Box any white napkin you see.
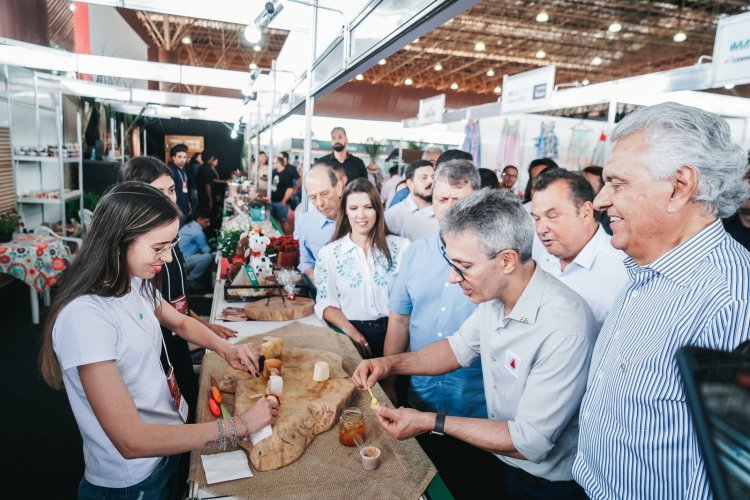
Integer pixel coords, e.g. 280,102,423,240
250,424,273,445
200,450,253,484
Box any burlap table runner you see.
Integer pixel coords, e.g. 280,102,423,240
189,322,437,499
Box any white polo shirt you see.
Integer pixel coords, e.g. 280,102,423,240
534,226,629,328
384,194,439,241
449,265,597,481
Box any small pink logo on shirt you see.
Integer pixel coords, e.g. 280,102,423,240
505,350,521,377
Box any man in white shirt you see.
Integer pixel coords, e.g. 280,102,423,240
385,159,438,240
531,169,628,327
380,165,402,206
354,189,596,499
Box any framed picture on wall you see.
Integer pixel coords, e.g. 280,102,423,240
165,135,204,162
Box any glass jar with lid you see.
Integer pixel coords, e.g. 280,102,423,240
338,407,365,446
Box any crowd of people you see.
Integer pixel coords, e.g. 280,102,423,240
39,102,750,499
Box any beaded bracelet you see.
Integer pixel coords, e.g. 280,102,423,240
237,415,251,443
217,418,226,450
228,417,238,447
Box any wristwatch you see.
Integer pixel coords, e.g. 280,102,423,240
431,412,446,436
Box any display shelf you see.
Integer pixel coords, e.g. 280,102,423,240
17,189,81,204
13,155,82,163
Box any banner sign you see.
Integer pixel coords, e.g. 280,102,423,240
418,94,446,125
501,65,556,114
712,11,750,87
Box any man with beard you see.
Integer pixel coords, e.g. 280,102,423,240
385,159,438,241
168,144,191,226
316,126,367,183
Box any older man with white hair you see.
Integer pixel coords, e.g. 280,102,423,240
573,102,750,499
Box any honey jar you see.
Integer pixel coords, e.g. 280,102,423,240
338,407,365,446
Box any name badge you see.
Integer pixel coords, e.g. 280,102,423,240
182,180,188,194
169,294,188,315
166,366,189,423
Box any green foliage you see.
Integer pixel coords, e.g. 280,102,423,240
362,140,383,162
84,192,102,211
210,229,244,259
406,140,426,150
0,209,20,233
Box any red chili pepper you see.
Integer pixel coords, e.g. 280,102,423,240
209,397,221,418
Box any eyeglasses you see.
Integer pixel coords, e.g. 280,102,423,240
439,236,509,282
133,235,180,261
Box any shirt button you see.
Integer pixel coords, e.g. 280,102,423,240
437,332,443,337
614,330,621,338
632,291,639,298
444,282,450,287
597,371,603,379
491,413,495,418
440,307,446,312
577,452,583,460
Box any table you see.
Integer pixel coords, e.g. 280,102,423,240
0,234,69,324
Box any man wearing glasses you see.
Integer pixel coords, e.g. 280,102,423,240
354,189,597,498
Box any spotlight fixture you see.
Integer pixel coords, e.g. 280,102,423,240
536,10,549,23
249,63,258,70
241,87,254,97
244,1,284,44
434,63,443,71
378,58,387,65
582,79,590,86
493,86,502,94
355,74,364,81
608,22,622,33
181,36,192,45
486,69,495,77
450,82,459,90
725,83,735,89
253,44,262,52
405,77,413,86
673,31,687,42
535,49,546,59
474,41,486,51
591,56,603,66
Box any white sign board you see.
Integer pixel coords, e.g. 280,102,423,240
501,65,556,114
418,94,445,125
713,11,750,87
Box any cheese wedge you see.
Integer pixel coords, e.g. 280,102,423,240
268,375,283,396
312,361,330,382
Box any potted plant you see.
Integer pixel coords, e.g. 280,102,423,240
248,194,270,222
0,210,20,243
267,235,300,268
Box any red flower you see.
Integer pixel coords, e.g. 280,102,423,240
52,257,66,271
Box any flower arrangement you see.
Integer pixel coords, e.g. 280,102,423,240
249,195,270,208
210,229,244,259
267,235,299,254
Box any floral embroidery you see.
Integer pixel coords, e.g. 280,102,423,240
315,262,329,299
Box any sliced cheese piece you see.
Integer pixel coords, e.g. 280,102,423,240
268,375,283,396
312,361,330,382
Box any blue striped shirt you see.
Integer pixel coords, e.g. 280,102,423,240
573,220,750,499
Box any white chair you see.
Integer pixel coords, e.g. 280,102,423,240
34,225,83,261
78,208,94,235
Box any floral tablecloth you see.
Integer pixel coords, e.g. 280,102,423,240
0,234,68,291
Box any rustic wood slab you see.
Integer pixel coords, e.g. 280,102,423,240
228,345,355,471
244,296,314,321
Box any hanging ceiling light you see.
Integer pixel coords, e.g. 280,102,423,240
493,86,502,94
378,58,387,65
474,41,486,51
535,49,546,59
434,63,442,71
673,30,687,42
591,56,603,66
725,83,735,89
253,44,262,52
355,74,364,81
582,79,590,86
243,24,262,44
404,77,413,86
486,69,495,77
249,62,258,70
69,2,76,12
450,82,459,90
608,22,622,33
243,1,283,44
181,36,192,45
536,10,549,23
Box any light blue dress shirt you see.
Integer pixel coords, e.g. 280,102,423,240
388,232,486,418
178,220,210,258
573,220,750,499
293,206,335,274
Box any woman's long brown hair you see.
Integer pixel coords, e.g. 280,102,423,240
331,178,393,266
39,182,179,389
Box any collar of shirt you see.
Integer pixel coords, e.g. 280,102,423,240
496,264,547,327
549,225,609,272
624,218,723,287
308,205,335,229
405,194,436,217
339,234,360,256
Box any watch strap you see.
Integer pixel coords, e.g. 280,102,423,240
431,411,446,436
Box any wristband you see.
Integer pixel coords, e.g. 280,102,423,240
431,412,446,436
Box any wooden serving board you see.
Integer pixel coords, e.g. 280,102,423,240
228,345,355,471
244,296,314,321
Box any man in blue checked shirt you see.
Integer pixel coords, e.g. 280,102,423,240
573,102,750,499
